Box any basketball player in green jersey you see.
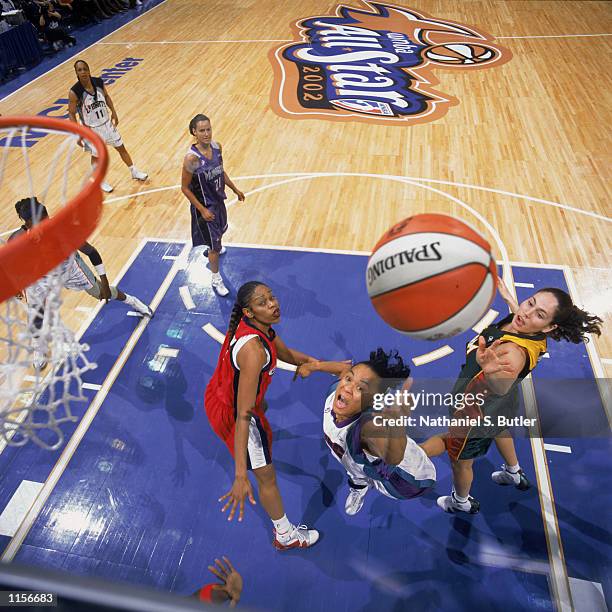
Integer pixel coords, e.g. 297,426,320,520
421,279,602,514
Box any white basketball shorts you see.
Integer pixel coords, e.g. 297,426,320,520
83,120,123,152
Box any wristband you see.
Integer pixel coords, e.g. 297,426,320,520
95,264,106,276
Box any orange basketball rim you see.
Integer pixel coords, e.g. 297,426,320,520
0,115,108,303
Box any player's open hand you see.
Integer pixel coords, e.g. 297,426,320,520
219,476,256,522
208,557,243,607
111,112,119,127
476,337,514,377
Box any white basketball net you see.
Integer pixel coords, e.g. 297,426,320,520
0,122,102,450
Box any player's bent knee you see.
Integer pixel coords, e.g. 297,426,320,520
253,464,276,486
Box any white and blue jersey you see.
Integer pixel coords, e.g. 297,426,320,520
323,383,436,500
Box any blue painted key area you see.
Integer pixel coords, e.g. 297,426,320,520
0,242,609,610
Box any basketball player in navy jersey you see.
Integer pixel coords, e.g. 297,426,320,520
181,114,245,297
68,60,147,193
11,198,152,368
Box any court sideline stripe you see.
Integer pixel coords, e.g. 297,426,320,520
498,33,612,39
97,34,612,44
142,238,574,271
99,39,292,44
0,241,189,562
522,376,574,611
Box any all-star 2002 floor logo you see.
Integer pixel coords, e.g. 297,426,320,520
269,2,511,125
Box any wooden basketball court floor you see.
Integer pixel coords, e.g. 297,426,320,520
0,1,610,610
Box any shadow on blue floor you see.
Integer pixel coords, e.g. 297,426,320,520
1,242,609,611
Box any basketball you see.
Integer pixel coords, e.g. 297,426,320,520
366,214,498,340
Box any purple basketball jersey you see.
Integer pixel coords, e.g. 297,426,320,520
188,142,226,206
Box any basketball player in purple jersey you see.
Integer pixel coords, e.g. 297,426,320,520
181,114,245,296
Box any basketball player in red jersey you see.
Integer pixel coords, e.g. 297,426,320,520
422,279,603,514
205,281,346,550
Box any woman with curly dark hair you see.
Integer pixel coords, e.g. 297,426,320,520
421,279,603,515
295,348,436,516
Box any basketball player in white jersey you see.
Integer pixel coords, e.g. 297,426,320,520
12,198,153,368
68,60,147,193
295,349,436,516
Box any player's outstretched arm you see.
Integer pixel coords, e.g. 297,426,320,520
476,337,525,395
293,360,352,380
360,377,414,465
497,278,520,314
273,334,319,368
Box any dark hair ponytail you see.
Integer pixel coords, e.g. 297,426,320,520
226,281,267,342
538,288,603,344
356,348,410,382
189,114,210,136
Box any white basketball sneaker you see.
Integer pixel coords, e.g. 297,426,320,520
124,294,153,317
101,182,114,193
32,351,48,371
437,492,480,514
131,167,148,181
273,524,320,551
491,465,531,490
211,274,229,296
345,485,370,515
32,338,48,371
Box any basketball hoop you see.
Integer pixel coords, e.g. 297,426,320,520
0,115,108,450
0,116,107,302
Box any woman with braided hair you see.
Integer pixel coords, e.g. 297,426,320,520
420,280,603,515
205,281,346,550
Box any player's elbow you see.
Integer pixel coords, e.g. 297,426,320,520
236,404,254,421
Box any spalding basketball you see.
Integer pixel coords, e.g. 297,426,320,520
366,214,497,340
